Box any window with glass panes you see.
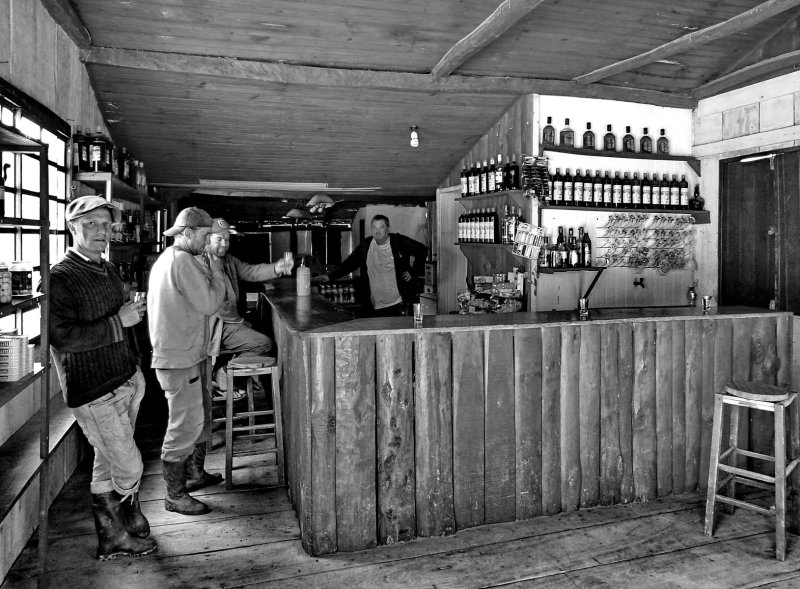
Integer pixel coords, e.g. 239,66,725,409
0,81,69,339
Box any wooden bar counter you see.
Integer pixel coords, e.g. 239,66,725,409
264,284,794,556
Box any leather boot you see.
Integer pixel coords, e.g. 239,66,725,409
185,443,223,492
163,458,210,515
92,492,157,560
119,491,150,538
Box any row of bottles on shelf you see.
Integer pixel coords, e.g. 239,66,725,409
318,283,356,304
539,227,593,269
110,208,157,244
543,117,671,155
546,168,704,210
457,205,524,245
72,126,147,189
459,154,521,197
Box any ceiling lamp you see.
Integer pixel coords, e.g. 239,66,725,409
307,193,336,214
410,125,419,148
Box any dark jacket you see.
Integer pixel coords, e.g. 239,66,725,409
329,233,428,309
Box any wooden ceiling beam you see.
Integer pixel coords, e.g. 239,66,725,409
716,9,800,78
692,48,800,98
430,0,547,79
86,47,696,108
574,0,800,85
39,0,91,53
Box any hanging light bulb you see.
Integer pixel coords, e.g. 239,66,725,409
410,125,419,148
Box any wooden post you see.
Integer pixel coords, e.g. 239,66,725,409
685,320,703,490
618,322,635,503
541,327,562,515
633,322,657,501
699,319,717,487
600,323,622,505
515,328,543,519
579,323,600,508
655,322,673,497
560,325,581,512
671,321,687,493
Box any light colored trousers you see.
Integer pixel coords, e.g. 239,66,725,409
155,360,212,463
72,368,146,496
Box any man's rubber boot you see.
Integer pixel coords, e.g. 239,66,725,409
185,443,223,492
163,458,211,515
92,492,157,560
119,491,150,538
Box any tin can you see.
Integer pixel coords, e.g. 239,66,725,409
0,264,11,304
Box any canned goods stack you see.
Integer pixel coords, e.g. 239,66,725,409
0,263,11,304
0,334,31,382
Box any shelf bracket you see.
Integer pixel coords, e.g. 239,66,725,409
581,267,606,301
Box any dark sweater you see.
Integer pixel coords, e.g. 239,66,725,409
49,250,139,408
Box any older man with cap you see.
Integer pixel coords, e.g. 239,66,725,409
204,217,293,394
148,206,226,515
49,195,156,560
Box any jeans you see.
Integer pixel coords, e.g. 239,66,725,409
71,368,146,496
221,320,272,357
155,361,212,462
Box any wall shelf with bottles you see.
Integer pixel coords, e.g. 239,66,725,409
538,204,710,224
74,171,157,205
538,266,603,274
542,146,701,176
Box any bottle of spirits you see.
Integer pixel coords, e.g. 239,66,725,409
602,170,613,207
669,174,680,209
490,207,499,243
552,168,564,205
622,126,635,153
612,171,623,208
468,162,478,196
542,117,556,147
501,205,509,243
538,237,550,268
641,173,652,208
89,127,109,173
679,175,689,209
660,174,671,209
621,172,632,207
556,226,567,268
573,168,584,206
509,154,520,189
488,159,497,193
563,168,574,205
651,173,661,208
632,172,642,208
72,125,90,173
583,122,595,150
593,169,604,207
503,155,512,189
640,128,653,154
457,211,464,242
495,154,504,192
567,228,580,268
581,228,593,268
657,129,669,155
689,185,705,211
583,170,593,208
460,165,469,196
603,125,616,151
480,161,488,194
560,118,575,148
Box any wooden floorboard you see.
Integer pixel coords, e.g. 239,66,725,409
4,438,800,588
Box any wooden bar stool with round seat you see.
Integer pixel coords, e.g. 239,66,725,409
211,354,284,489
704,380,799,560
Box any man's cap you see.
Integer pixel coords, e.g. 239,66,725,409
163,207,213,236
210,218,238,235
65,195,122,223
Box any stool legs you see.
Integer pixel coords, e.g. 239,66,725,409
775,403,787,561
704,394,725,537
272,368,284,486
725,404,741,515
225,367,235,490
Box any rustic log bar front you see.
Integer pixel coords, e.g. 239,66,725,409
264,285,795,556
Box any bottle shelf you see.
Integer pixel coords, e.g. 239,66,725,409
455,242,511,248
538,266,602,274
0,293,45,319
0,217,45,228
538,204,710,224
542,146,701,176
456,189,524,202
74,171,158,206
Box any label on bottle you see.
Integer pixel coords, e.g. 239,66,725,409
488,173,496,193
670,187,680,206
90,144,102,163
460,177,468,196
574,183,583,203
547,180,554,201
583,244,592,267
632,185,641,205
583,181,593,202
622,185,631,205
613,185,622,205
495,169,503,191
543,128,555,146
603,185,612,205
479,173,486,194
564,183,573,203
594,184,603,204
651,187,660,206
553,182,563,202
642,186,651,206
680,188,689,207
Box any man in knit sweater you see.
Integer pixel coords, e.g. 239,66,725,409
49,195,156,560
148,207,226,515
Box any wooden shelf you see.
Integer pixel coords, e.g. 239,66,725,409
538,204,710,224
0,366,44,412
542,145,701,176
456,189,524,201
456,242,510,248
0,293,45,319
0,125,45,153
538,266,602,274
0,217,44,227
75,171,159,206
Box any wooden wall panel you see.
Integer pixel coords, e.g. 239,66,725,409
655,322,673,497
514,328,542,519
618,322,635,503
560,325,581,512
452,331,485,529
484,330,516,524
749,317,779,465
0,0,9,80
414,332,455,537
671,321,686,493
599,324,622,505
541,327,562,515
579,323,600,508
684,320,703,491
633,322,657,501
335,335,377,551
699,319,717,487
712,318,734,474
731,317,754,471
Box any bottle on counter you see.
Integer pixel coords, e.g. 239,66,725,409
622,126,635,153
640,128,653,154
555,226,567,268
559,118,575,148
567,228,579,268
657,129,670,155
538,237,550,268
603,124,616,152
582,122,595,150
542,117,556,147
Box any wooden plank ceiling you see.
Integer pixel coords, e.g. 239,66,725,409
42,0,800,219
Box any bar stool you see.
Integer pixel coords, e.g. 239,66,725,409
704,380,799,560
211,354,284,489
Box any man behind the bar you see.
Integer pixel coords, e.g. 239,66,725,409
49,195,156,560
148,207,226,515
319,214,427,316
204,217,293,393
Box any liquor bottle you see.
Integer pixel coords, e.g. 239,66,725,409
640,128,653,154
660,174,671,209
669,174,680,209
555,226,567,268
641,173,652,208
501,205,510,243
592,169,604,207
488,159,497,193
621,172,632,207
573,168,584,206
89,127,108,172
560,118,575,148
582,170,594,208
457,211,464,242
622,126,635,153
567,228,579,268
471,162,481,196
507,206,519,242
689,185,705,211
612,171,623,208
583,122,595,150
542,117,556,147
509,154,520,189
552,168,563,205
563,168,574,205
503,157,512,190
603,124,616,151
651,173,661,208
479,209,488,242
657,129,669,155
479,161,488,195
138,160,146,190
490,207,499,243
495,154,504,192
118,147,130,184
72,125,90,173
547,168,554,203
602,170,613,207
581,227,593,268
632,172,642,208
460,165,469,196
679,175,689,209
538,237,550,268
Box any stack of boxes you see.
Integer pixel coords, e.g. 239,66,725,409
0,334,34,382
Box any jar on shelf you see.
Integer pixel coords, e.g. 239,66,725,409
0,264,11,304
10,261,32,296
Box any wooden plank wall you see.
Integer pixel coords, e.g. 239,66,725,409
288,314,789,556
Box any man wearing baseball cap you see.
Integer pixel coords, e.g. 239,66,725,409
148,206,226,515
204,218,293,395
49,195,156,559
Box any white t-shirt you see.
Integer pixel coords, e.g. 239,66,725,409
366,239,402,309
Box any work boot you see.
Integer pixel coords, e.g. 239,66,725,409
185,443,223,492
119,491,150,538
163,458,211,515
92,492,157,560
